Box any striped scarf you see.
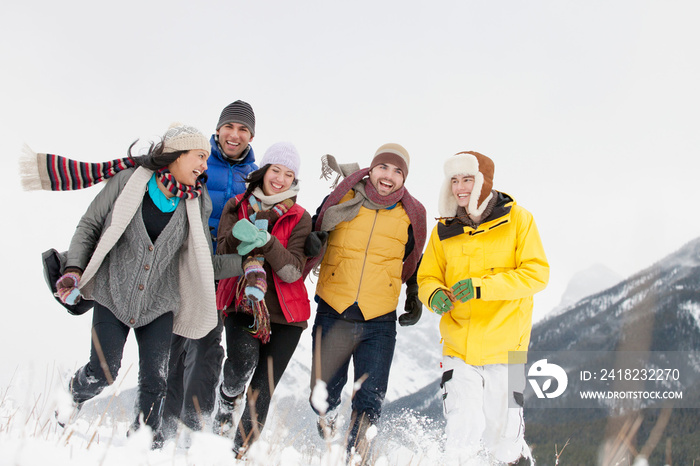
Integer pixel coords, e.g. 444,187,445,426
156,167,203,199
20,148,202,199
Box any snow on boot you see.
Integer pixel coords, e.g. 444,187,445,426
316,406,340,441
54,373,82,427
213,389,243,436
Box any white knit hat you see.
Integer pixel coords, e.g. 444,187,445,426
438,151,495,218
162,123,210,154
260,142,301,178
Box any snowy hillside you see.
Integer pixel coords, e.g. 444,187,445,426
547,263,623,319
531,236,700,352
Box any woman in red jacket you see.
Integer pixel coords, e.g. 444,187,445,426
213,142,311,456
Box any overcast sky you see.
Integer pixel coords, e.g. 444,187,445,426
3,1,700,388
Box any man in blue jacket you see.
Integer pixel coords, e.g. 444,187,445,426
162,100,258,437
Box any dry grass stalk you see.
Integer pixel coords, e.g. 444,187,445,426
638,404,673,459
555,438,570,465
86,364,133,449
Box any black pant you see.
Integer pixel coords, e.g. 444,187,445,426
162,316,225,436
70,302,173,434
221,313,303,449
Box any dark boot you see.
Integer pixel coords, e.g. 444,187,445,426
347,410,375,465
213,388,243,436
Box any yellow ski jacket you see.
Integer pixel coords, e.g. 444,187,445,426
417,192,549,365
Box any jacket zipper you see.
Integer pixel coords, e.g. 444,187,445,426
275,273,294,322
354,210,379,302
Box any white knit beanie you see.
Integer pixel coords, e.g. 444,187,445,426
260,142,301,178
438,151,495,218
162,123,210,154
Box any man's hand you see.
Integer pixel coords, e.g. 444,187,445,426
304,231,329,257
430,289,455,315
399,283,422,326
451,279,474,303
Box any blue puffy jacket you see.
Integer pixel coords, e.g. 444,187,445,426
205,135,258,245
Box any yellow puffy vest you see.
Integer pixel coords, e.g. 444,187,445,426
317,193,410,319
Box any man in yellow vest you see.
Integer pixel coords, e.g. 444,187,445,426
303,143,427,459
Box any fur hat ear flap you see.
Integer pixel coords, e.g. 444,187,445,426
438,151,495,218
464,151,495,217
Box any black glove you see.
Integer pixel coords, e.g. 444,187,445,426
399,283,422,326
304,231,329,258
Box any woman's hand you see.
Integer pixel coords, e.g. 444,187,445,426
55,271,82,305
232,219,271,255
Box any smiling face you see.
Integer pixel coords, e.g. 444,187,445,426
262,164,295,196
216,122,253,159
451,174,475,208
368,162,405,196
168,149,210,186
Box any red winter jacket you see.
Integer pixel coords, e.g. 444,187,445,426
216,194,312,325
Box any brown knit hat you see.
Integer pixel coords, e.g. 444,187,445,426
369,143,410,179
438,151,495,218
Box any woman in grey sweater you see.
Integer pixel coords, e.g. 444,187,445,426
22,123,242,447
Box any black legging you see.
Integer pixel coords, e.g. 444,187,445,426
70,302,173,433
221,313,303,449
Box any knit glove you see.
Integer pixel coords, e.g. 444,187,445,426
399,283,422,327
452,278,475,303
232,219,271,256
55,272,82,305
304,231,329,258
243,255,267,302
430,289,455,315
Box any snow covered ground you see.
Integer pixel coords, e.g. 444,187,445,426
0,298,451,466
0,362,445,466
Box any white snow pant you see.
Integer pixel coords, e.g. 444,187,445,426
441,356,527,464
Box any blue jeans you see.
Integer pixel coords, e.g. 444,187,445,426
310,303,397,430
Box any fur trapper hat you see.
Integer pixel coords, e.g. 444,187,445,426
438,151,495,218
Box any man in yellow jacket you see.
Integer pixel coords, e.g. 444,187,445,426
417,151,549,465
303,143,427,459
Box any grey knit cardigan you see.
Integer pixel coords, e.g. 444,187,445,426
67,167,241,339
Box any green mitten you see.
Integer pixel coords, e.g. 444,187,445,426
430,289,454,315
452,279,474,302
232,219,261,242
233,219,271,255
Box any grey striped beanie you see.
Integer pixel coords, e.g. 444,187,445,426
216,100,256,136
